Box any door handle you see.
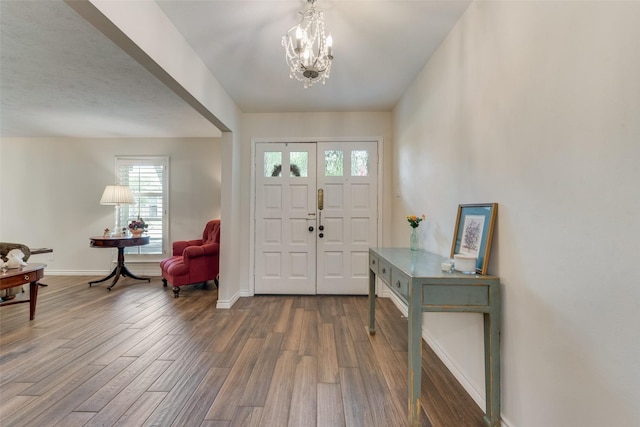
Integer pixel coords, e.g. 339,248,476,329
308,226,314,232
317,188,324,211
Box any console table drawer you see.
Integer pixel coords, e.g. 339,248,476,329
377,258,391,284
369,254,379,274
422,285,489,306
390,268,409,300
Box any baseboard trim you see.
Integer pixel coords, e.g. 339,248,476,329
216,290,240,309
41,265,161,277
41,270,115,276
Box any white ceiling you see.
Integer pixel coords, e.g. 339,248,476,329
0,0,470,138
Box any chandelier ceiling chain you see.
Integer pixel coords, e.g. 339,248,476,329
282,0,334,88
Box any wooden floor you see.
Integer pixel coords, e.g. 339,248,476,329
0,275,484,427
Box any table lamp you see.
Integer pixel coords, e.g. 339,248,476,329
100,185,135,236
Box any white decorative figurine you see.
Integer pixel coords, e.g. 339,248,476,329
5,248,27,269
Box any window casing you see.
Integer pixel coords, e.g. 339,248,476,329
115,156,169,256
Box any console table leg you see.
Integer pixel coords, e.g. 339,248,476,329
483,286,502,427
369,271,376,335
408,283,423,427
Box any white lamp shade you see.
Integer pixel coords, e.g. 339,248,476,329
100,185,135,205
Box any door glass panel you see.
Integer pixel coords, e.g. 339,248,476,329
264,152,282,177
290,152,308,177
324,150,344,176
351,150,369,176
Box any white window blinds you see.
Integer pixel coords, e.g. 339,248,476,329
116,156,169,256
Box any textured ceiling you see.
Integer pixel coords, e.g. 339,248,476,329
0,1,221,138
0,0,471,138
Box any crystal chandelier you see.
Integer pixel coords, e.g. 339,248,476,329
282,0,333,88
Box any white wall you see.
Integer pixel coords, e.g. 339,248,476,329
0,137,221,276
393,1,640,426
240,112,393,294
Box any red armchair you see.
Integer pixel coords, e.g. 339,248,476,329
160,219,220,298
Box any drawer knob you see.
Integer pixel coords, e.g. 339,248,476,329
396,281,401,288
381,268,386,274
24,275,30,280
372,260,376,265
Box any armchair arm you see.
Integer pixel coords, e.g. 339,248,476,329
172,239,204,256
183,243,220,261
0,242,31,262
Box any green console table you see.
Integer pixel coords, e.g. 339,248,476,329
368,247,501,427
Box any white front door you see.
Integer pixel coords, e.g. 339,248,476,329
254,141,378,295
316,141,378,294
255,143,317,294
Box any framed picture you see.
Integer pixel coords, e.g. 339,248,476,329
450,203,498,275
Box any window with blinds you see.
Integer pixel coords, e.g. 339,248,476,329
116,156,169,256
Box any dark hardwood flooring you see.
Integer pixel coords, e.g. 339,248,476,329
0,275,483,426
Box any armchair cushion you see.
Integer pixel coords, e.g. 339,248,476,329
160,220,220,297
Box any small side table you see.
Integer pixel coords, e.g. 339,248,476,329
0,263,46,320
89,236,151,290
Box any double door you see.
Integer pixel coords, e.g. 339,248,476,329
255,141,378,294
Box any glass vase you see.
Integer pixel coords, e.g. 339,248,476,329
410,228,419,251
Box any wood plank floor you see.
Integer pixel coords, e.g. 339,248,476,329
0,275,484,426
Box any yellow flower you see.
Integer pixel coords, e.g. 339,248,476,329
407,214,426,228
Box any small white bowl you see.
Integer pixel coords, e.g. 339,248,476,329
454,254,477,273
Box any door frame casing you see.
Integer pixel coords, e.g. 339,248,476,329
249,136,384,296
